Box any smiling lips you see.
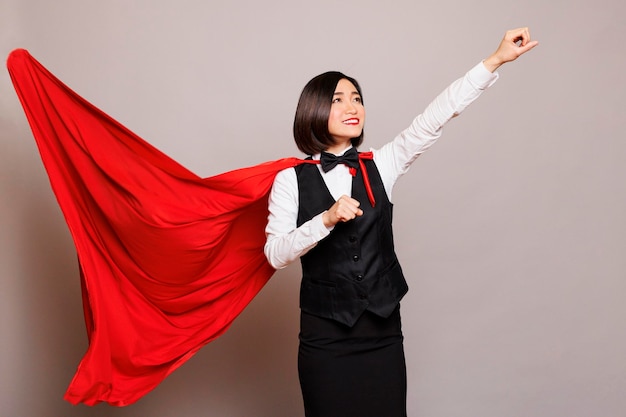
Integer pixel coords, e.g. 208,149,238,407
343,118,360,125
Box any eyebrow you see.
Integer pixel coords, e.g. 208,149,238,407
333,91,360,96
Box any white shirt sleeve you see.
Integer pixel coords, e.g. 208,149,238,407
264,61,499,269
374,61,499,200
264,167,332,269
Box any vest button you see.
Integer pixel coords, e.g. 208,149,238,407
356,274,364,281
358,293,367,300
349,235,357,243
352,255,360,262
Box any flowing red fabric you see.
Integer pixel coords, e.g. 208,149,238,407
6,48,317,406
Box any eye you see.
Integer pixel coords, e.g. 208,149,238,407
332,97,342,103
353,97,362,104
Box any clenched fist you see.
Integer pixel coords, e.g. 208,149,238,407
483,27,539,72
322,195,364,227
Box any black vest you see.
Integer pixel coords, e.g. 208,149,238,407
295,157,408,327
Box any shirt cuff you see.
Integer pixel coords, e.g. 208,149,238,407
311,212,333,239
472,61,500,88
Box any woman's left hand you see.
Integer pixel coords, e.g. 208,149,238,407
483,27,539,72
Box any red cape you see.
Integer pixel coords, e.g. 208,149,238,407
7,49,315,406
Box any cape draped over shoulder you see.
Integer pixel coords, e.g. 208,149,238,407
6,48,318,406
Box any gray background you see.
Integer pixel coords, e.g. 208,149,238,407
1,0,624,416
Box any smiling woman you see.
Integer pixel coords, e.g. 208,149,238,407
327,78,365,150
6,22,538,417
292,71,365,156
263,27,538,417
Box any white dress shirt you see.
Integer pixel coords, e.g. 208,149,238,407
264,62,499,270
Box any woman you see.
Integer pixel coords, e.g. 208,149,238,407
264,27,538,417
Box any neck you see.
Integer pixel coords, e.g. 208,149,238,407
324,143,352,155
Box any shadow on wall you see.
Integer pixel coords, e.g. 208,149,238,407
0,115,303,417
0,114,87,416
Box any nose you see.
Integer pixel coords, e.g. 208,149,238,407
345,101,357,114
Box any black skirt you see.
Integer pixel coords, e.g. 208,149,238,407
298,307,407,417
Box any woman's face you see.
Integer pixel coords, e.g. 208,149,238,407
327,78,365,147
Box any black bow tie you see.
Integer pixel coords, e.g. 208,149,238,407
320,148,359,172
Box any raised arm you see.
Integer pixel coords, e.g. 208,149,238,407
374,27,539,198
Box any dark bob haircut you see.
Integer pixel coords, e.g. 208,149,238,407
293,71,364,155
